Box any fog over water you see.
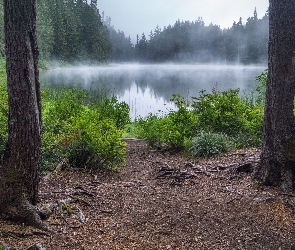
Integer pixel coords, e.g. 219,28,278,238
41,64,266,119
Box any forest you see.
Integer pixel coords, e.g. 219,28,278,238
109,10,269,64
0,0,269,64
2,1,295,249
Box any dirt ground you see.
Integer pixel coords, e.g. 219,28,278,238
1,139,295,250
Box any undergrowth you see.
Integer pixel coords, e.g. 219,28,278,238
0,66,267,171
135,71,267,157
189,131,234,157
42,88,129,172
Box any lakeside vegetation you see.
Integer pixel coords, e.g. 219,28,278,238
0,1,268,172
0,55,266,172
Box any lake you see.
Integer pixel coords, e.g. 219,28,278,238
40,64,266,119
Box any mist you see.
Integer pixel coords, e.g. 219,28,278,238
41,63,266,119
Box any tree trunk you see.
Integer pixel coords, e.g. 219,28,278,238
256,1,295,192
0,0,47,229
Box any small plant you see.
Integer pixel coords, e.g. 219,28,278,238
62,203,73,215
41,88,128,171
136,114,163,148
122,123,141,138
189,131,234,157
97,97,130,129
66,140,96,168
255,69,267,106
0,76,8,162
192,89,246,136
136,94,198,150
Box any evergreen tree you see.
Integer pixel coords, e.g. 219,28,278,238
37,0,111,62
138,33,148,61
103,15,134,62
258,1,295,191
36,0,54,60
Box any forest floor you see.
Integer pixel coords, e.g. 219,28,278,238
1,139,295,249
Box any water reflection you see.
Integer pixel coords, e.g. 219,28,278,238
40,64,266,119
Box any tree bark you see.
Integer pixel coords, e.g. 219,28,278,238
0,0,47,229
256,1,295,192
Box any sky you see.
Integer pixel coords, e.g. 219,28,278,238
97,0,269,43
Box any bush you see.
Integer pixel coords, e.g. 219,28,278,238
0,75,8,162
97,97,130,130
67,140,96,168
255,69,267,106
135,90,263,151
136,95,198,150
191,89,263,146
68,109,126,170
136,114,164,148
192,89,247,136
189,131,234,157
42,88,128,171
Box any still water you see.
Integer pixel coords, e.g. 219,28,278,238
41,64,266,119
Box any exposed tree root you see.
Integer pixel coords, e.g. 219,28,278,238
0,241,46,250
0,241,10,250
1,200,55,233
0,229,48,238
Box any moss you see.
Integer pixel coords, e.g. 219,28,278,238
62,203,73,214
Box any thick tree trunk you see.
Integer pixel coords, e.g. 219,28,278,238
256,1,295,192
0,0,46,229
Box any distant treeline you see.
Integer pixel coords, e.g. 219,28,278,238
0,3,268,64
106,8,269,64
36,0,111,62
0,0,111,62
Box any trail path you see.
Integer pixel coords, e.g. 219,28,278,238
1,139,295,249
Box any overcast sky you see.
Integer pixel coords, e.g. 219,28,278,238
97,0,269,42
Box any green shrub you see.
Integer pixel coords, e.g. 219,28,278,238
122,123,140,138
97,96,130,129
255,69,267,106
237,106,263,147
136,95,198,150
68,109,126,170
192,89,247,136
191,89,263,146
42,88,128,171
137,114,163,148
66,140,96,168
156,116,183,150
189,131,234,157
169,94,198,139
0,75,8,162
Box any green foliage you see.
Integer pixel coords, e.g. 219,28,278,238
136,95,198,150
42,89,86,136
0,58,6,73
97,97,130,129
68,109,126,170
0,79,128,171
122,123,140,138
191,89,263,147
42,88,128,171
128,10,268,63
136,114,164,148
36,0,111,62
255,69,267,106
0,76,8,162
37,0,54,60
192,89,246,136
135,86,264,155
189,131,234,157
